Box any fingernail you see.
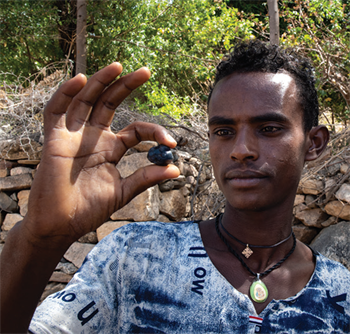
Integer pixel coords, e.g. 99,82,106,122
166,134,177,145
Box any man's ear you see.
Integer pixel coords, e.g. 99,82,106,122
305,125,330,161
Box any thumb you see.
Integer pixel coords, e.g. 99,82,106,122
119,164,180,208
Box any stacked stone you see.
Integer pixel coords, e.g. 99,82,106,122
1,139,349,301
0,139,214,301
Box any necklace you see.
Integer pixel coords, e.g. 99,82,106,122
215,214,296,303
219,217,293,258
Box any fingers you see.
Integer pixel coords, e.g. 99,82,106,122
90,67,151,128
44,74,87,135
110,122,177,162
120,164,180,208
65,62,123,131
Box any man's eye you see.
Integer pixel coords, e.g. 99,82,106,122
215,129,232,136
261,126,280,133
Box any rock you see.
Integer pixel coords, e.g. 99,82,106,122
17,160,40,166
173,175,186,189
305,195,317,209
298,179,323,195
293,203,308,215
116,152,152,177
205,166,213,180
335,184,350,204
181,186,191,197
310,221,350,270
187,164,198,178
111,186,160,221
40,283,66,303
63,242,95,268
78,231,98,244
0,138,42,160
160,189,187,220
198,170,207,184
325,157,342,176
293,195,305,206
0,192,19,213
0,231,8,243
133,141,157,152
0,169,8,177
96,221,130,241
159,180,174,192
2,213,22,231
49,271,73,283
189,157,201,170
17,190,30,216
186,176,196,185
321,216,337,227
177,151,192,160
0,174,33,191
324,201,350,220
295,208,328,228
292,224,319,244
324,178,337,198
156,214,171,222
10,166,34,176
340,164,349,174
55,262,79,275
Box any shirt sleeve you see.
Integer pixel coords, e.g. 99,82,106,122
29,228,126,333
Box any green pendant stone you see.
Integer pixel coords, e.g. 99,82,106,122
250,279,268,303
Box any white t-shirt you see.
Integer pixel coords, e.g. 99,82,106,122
30,221,350,333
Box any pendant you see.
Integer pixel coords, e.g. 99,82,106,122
250,274,268,303
242,244,253,258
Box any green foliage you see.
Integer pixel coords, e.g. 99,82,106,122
278,0,350,125
0,1,63,77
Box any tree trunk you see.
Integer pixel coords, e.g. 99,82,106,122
76,0,87,75
267,0,279,45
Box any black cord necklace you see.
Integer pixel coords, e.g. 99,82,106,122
215,214,296,303
219,217,293,258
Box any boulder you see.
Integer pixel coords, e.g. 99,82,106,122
18,190,30,216
0,174,33,191
2,213,22,231
295,208,328,228
96,221,130,241
298,179,323,195
10,167,34,176
324,201,350,220
133,141,157,152
310,221,350,270
292,224,319,244
78,231,98,244
63,242,95,268
160,189,187,221
335,183,350,204
340,164,349,174
0,192,19,213
116,152,151,178
110,186,160,221
293,194,305,206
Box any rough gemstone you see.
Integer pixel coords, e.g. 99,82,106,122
147,144,178,166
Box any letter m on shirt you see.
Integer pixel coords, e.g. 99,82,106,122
191,280,205,295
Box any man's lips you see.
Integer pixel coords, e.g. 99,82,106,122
225,169,268,179
224,169,268,188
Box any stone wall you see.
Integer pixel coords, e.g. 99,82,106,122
1,135,349,302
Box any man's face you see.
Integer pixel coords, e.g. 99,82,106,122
208,71,311,212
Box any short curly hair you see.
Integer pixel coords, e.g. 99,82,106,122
208,40,319,131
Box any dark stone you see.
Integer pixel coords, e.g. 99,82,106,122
310,221,350,270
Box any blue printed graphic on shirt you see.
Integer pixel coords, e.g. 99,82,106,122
30,221,350,333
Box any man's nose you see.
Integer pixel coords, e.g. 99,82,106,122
230,130,258,162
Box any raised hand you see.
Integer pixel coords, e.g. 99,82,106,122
24,63,180,248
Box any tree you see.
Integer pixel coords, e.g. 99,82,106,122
76,0,87,74
267,0,279,44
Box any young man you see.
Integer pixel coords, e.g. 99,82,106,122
1,41,349,333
